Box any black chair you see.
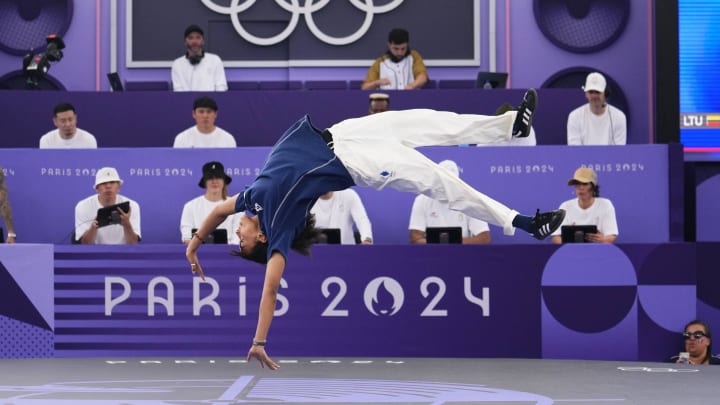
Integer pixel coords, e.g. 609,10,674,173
227,81,259,90
304,80,348,90
125,81,170,91
438,79,476,89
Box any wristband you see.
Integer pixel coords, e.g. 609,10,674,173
192,232,204,241
252,339,266,347
7,233,16,238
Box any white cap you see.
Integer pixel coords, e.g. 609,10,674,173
94,167,123,188
582,72,606,93
438,160,459,177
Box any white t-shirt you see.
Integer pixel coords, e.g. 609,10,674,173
310,189,373,245
74,194,142,244
409,194,490,238
180,195,240,244
551,197,619,237
39,128,97,149
173,126,236,148
567,104,627,145
171,52,228,92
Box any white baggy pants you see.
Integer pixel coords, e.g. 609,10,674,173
328,109,519,235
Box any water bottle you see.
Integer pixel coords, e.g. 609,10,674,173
679,352,690,364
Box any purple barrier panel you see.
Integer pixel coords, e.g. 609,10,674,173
697,243,720,332
0,148,268,244
50,243,698,361
0,244,54,358
0,89,587,147
53,244,548,358
696,173,720,241
0,145,676,245
354,145,674,244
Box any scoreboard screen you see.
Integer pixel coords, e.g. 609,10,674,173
679,0,720,152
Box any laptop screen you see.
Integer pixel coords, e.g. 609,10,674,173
560,225,598,243
191,228,229,244
426,227,462,244
316,228,341,244
107,72,124,91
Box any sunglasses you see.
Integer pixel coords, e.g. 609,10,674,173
683,331,707,340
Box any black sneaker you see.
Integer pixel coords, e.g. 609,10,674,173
512,88,537,138
529,208,565,240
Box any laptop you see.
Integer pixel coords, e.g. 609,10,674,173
475,71,508,89
316,228,341,244
426,227,462,244
96,201,131,228
191,228,229,244
107,72,124,91
560,225,598,243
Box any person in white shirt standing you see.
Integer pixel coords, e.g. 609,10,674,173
180,161,240,245
39,103,97,149
171,24,228,92
311,189,373,245
173,96,237,148
74,167,141,244
408,160,491,244
566,72,627,145
551,167,618,244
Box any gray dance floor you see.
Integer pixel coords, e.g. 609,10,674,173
0,357,715,404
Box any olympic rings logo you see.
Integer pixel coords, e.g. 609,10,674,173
200,0,404,46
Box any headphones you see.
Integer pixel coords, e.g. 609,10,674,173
186,50,205,65
603,85,612,102
603,85,615,144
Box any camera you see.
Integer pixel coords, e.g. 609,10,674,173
22,34,65,89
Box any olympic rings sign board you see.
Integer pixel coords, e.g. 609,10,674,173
200,0,405,46
125,0,481,67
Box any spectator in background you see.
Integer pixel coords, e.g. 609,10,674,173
75,167,141,244
551,167,618,244
667,320,720,365
310,189,373,245
0,167,16,243
39,103,97,149
361,28,428,90
181,161,240,245
171,24,228,92
368,93,390,114
173,96,236,148
409,160,491,244
567,72,627,145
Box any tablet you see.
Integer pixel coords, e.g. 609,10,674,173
191,228,229,244
426,227,462,244
316,228,341,244
560,225,598,243
96,201,130,228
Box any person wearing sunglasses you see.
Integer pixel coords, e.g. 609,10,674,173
668,320,720,365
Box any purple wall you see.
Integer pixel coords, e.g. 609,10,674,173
0,1,654,142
